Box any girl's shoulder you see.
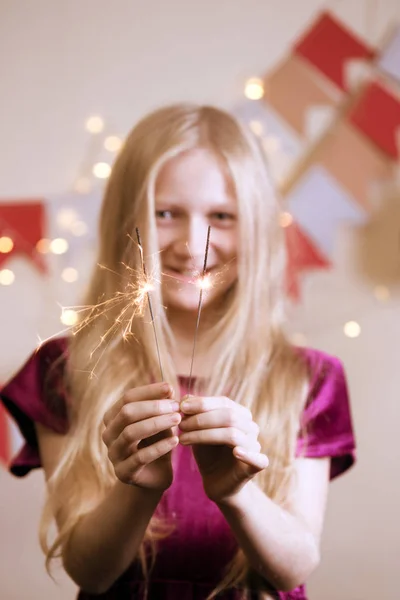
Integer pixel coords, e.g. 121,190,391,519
297,344,344,372
294,345,356,479
1,336,71,477
294,345,348,401
34,335,70,363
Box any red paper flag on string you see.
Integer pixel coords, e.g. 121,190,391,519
0,201,47,273
294,11,374,91
285,221,330,300
348,81,400,159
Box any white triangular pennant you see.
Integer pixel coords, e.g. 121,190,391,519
304,105,336,143
344,58,373,91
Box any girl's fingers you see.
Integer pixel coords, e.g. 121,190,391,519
246,439,262,453
103,397,180,446
179,408,257,435
108,412,181,462
180,396,252,421
233,446,269,471
104,382,174,427
179,427,249,448
114,436,179,485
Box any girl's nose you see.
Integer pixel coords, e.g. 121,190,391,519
175,217,209,263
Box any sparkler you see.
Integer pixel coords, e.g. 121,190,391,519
187,225,211,396
41,229,218,382
40,239,163,378
135,228,164,381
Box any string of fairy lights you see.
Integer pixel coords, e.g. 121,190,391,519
0,77,396,343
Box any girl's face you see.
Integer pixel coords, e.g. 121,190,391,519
155,147,238,316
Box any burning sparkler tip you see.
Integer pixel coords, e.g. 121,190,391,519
196,273,213,290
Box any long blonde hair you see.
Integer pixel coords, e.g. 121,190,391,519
39,104,310,598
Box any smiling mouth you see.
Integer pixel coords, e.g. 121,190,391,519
164,267,215,282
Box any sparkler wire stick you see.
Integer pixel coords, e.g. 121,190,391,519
187,226,211,396
136,228,164,381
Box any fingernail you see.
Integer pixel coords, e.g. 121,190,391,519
180,400,190,411
170,401,180,411
234,447,246,457
162,383,172,395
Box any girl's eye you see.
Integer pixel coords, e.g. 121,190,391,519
156,210,174,219
212,212,235,222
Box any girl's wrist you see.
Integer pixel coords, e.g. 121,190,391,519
114,479,165,506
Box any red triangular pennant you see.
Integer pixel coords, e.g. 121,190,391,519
285,222,331,300
0,201,47,273
348,80,400,159
294,11,374,91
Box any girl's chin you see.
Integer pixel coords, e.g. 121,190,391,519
165,297,205,311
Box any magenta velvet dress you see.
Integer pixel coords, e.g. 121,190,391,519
0,338,356,600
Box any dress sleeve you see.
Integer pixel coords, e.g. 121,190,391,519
296,349,356,480
0,338,69,477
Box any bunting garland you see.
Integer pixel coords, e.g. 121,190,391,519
234,9,400,299
1,9,399,306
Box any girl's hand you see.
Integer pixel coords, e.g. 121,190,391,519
102,382,181,491
179,395,269,503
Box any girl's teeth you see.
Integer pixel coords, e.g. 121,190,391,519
169,268,212,277
173,270,196,276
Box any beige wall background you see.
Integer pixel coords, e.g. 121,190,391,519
1,1,399,599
